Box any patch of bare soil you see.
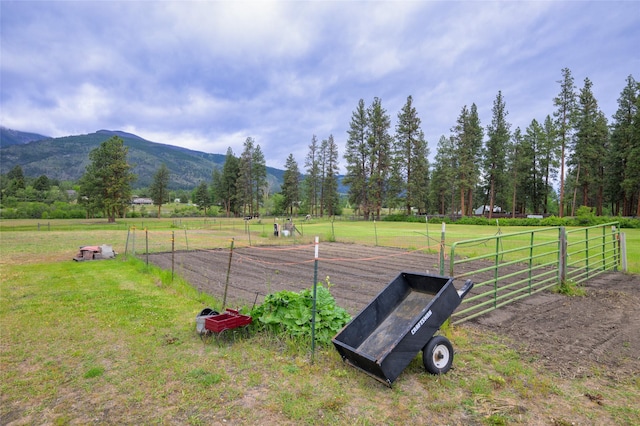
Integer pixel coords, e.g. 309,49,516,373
146,242,640,377
469,272,640,378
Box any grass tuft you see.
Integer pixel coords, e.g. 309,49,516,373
83,367,104,379
554,280,587,296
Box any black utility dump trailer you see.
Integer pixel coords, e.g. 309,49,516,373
332,272,473,386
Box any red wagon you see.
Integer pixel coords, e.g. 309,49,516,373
202,308,252,343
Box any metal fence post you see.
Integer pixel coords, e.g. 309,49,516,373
440,223,446,276
611,226,619,272
620,233,627,273
585,228,590,279
125,227,130,257
374,220,378,246
559,227,567,284
311,236,319,364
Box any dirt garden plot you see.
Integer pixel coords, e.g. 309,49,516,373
146,242,640,377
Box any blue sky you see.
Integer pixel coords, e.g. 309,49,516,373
1,1,638,173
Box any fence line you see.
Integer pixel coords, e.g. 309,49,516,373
119,219,627,322
451,223,623,324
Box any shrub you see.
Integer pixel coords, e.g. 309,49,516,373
250,281,351,345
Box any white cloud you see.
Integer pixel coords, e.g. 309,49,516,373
1,1,638,173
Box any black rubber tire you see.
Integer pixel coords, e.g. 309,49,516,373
198,308,219,317
195,308,219,335
423,335,454,375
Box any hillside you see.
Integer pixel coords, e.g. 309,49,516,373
0,126,50,147
0,129,284,190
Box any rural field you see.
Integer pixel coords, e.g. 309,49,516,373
1,218,639,425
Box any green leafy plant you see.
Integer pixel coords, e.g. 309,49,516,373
250,279,351,345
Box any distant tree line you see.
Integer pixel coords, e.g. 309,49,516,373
341,69,640,218
2,69,638,220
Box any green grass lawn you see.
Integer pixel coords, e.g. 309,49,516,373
1,218,638,424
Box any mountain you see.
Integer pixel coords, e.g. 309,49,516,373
0,127,51,147
0,129,284,190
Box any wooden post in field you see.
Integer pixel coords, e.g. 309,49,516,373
171,231,175,282
223,238,235,310
145,228,149,267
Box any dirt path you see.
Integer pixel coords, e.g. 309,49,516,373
146,242,640,377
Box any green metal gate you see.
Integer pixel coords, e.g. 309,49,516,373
449,223,623,324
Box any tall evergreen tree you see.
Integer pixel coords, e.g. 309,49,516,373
367,97,393,220
553,67,577,217
252,144,267,215
149,163,170,217
430,135,457,215
303,135,320,217
451,104,483,216
540,115,559,214
523,119,546,214
632,91,640,216
322,134,340,216
607,75,640,216
282,153,300,216
5,165,26,197
236,137,265,216
33,175,51,192
79,136,136,222
212,147,240,217
318,138,328,216
343,99,371,219
395,95,430,215
570,78,609,214
483,91,511,218
236,138,254,216
193,181,211,215
508,128,526,216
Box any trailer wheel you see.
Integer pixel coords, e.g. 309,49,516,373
198,308,219,317
423,335,453,374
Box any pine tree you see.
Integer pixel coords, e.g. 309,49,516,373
212,147,240,217
149,163,170,217
395,95,430,215
33,175,51,192
282,153,300,216
367,97,393,220
343,99,371,219
194,181,211,215
508,128,525,216
483,91,511,218
252,144,267,216
323,134,340,216
303,135,320,217
430,135,457,215
540,115,559,214
79,136,136,222
523,119,546,214
5,165,26,197
237,138,255,216
571,78,609,215
318,138,328,216
553,68,577,217
451,104,483,216
607,75,639,216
